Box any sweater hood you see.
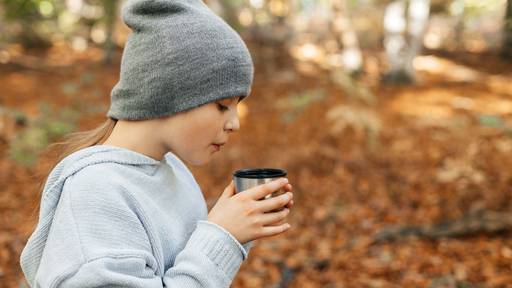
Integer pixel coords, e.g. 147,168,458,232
20,145,166,286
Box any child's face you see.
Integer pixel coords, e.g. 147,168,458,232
158,96,242,166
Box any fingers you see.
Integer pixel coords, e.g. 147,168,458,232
259,208,290,225
244,178,288,200
270,218,287,226
285,199,294,209
283,184,294,208
221,180,236,199
258,223,291,238
256,191,292,213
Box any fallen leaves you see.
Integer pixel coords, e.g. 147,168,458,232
2,46,512,287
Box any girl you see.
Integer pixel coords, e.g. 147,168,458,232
20,0,294,287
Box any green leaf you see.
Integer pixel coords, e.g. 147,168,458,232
80,73,95,85
61,82,78,95
478,115,504,127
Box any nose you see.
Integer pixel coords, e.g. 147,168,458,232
225,114,240,132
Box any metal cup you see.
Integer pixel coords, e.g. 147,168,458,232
233,168,288,212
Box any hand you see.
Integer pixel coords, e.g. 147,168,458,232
207,178,294,244
284,183,294,209
268,183,294,227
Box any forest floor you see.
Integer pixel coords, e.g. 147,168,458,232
1,42,512,287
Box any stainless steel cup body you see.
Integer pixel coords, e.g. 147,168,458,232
233,168,287,212
233,177,283,199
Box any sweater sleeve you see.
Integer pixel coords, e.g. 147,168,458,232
162,221,247,287
53,222,248,288
32,172,248,288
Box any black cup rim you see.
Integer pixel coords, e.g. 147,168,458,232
233,168,287,179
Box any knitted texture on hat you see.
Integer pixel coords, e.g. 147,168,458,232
107,0,254,120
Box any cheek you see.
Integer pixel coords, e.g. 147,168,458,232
169,107,224,152
179,121,218,147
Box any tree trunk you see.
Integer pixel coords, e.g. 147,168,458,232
404,0,431,78
382,0,411,84
382,0,430,85
103,0,119,65
330,0,363,75
452,0,465,51
503,0,512,59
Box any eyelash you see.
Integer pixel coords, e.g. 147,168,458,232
217,103,229,111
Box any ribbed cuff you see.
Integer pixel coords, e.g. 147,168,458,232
201,221,253,259
242,240,253,255
186,220,247,280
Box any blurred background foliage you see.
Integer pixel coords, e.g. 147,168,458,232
1,0,509,165
0,0,509,58
2,0,512,287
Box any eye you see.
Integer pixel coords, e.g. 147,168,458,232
217,103,229,112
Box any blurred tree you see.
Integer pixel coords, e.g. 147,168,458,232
0,0,119,61
206,0,242,32
207,0,295,76
68,0,121,60
329,0,363,75
102,0,119,64
250,0,291,44
451,0,465,51
503,0,512,58
0,0,53,49
382,0,431,84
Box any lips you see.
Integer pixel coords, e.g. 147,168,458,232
212,144,221,152
212,142,226,152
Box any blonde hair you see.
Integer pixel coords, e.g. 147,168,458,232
31,118,117,218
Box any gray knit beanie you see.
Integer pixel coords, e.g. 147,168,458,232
107,0,254,120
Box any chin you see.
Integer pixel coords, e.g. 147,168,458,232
184,157,211,167
169,148,211,166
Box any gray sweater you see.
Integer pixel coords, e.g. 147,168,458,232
20,145,252,287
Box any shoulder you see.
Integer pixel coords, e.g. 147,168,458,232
62,163,143,213
65,163,125,192
59,164,155,257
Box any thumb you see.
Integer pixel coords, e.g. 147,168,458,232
220,180,236,199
